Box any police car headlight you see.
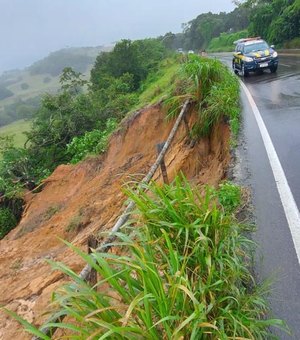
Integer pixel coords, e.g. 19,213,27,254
244,57,254,62
272,51,278,58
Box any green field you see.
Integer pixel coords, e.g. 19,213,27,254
0,119,31,147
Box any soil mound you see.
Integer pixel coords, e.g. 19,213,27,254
0,104,230,339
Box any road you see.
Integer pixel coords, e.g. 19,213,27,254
218,53,300,339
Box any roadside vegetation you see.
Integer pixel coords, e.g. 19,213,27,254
7,176,288,338
0,45,240,240
159,0,299,52
208,30,249,52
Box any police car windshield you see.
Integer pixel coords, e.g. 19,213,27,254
244,42,269,53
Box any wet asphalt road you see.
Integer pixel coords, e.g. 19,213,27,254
217,53,300,339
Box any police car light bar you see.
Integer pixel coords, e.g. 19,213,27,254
233,37,261,44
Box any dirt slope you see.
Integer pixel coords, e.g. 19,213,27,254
0,104,230,339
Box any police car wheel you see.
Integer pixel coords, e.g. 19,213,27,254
241,64,249,77
232,62,239,74
270,65,278,73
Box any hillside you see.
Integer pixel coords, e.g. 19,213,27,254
0,119,31,149
0,46,112,127
0,103,230,339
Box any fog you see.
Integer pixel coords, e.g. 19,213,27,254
0,0,234,73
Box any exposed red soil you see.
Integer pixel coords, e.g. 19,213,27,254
0,104,230,339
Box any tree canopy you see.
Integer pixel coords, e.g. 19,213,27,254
238,0,300,44
90,39,167,91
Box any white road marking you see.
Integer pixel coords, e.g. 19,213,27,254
240,81,300,267
280,63,292,67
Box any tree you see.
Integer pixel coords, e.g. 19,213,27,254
91,39,167,91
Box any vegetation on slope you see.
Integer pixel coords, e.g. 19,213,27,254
0,39,169,237
159,0,299,52
159,6,250,51
246,0,300,46
0,47,240,239
8,176,288,338
208,30,249,52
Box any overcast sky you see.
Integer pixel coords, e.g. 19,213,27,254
0,0,235,73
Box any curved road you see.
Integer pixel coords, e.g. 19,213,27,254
218,53,300,339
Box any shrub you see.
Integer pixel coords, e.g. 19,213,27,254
0,207,17,239
67,118,117,164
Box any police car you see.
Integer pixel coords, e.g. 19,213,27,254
232,37,278,77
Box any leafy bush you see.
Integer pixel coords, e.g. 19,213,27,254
0,207,17,239
67,118,117,164
267,0,300,44
248,0,300,45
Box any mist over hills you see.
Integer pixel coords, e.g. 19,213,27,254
0,45,112,127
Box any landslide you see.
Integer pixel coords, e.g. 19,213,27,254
0,104,230,339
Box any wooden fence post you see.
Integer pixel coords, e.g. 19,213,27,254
156,142,169,184
183,115,190,137
87,236,98,287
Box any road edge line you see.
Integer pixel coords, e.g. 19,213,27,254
240,80,300,267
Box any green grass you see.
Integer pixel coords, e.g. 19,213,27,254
6,176,288,339
163,55,240,139
208,30,249,52
0,119,31,147
137,58,178,107
283,37,300,49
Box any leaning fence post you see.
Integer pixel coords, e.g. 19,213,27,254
87,235,98,287
183,115,190,137
156,142,169,184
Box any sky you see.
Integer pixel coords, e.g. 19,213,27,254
0,0,235,74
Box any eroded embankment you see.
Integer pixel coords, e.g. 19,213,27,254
0,104,230,339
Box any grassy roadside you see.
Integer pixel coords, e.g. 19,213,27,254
7,177,288,338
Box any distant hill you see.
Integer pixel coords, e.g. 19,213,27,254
28,46,109,76
0,46,113,127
